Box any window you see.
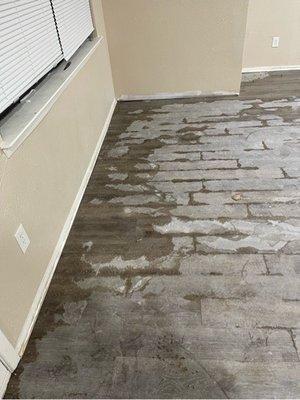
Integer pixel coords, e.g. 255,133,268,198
0,0,94,115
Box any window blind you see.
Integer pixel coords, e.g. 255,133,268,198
0,0,63,114
51,0,94,61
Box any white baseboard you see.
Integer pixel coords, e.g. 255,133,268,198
119,90,238,101
0,330,19,372
0,362,11,399
15,98,117,357
242,65,300,73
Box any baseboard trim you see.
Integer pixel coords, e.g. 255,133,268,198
0,362,11,399
119,90,238,101
242,65,300,73
0,330,19,372
15,98,117,357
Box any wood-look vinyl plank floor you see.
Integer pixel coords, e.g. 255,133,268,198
5,71,300,399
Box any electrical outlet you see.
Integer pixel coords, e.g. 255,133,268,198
15,224,30,253
272,36,280,48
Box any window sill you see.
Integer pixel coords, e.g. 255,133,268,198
0,37,103,158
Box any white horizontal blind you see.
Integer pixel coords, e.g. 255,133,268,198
0,0,63,114
51,0,94,61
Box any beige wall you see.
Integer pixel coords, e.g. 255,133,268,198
0,2,115,346
102,0,249,98
243,0,300,69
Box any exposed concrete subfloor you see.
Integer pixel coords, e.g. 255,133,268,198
6,71,300,399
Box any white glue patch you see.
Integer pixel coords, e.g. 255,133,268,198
83,241,93,252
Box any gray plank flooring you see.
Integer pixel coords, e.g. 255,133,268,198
5,71,300,399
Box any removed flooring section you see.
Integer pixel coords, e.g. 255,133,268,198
5,71,300,399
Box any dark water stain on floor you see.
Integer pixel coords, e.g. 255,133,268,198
5,71,300,399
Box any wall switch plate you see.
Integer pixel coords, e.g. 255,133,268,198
15,224,30,253
272,36,280,48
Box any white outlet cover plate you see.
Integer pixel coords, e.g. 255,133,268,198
272,36,280,48
15,224,30,253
